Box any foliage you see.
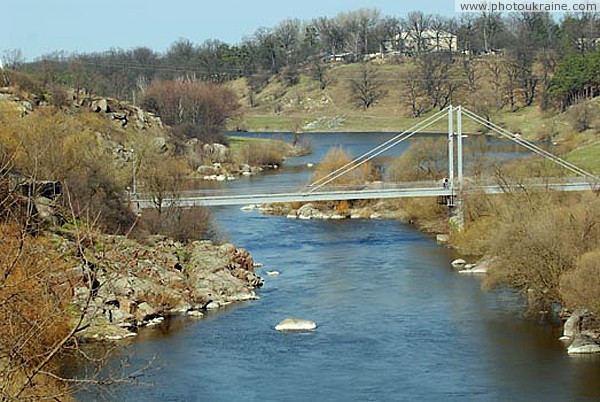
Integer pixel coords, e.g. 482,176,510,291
549,49,600,108
0,224,73,400
483,192,600,314
0,105,136,233
567,100,593,132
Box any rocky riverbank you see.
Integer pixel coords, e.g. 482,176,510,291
252,200,411,221
62,232,264,341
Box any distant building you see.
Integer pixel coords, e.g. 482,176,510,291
386,30,458,55
325,52,354,63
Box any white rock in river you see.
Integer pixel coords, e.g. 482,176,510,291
275,318,317,331
451,258,467,268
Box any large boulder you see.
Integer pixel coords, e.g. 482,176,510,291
567,334,600,355
91,99,110,113
563,309,595,338
297,203,322,220
202,143,229,162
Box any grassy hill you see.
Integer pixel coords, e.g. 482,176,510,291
227,61,595,141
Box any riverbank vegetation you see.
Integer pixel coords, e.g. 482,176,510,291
385,133,600,319
0,78,266,399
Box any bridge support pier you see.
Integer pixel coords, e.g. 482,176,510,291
448,197,464,232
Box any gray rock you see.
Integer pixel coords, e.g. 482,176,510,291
563,309,594,338
197,165,217,175
297,203,322,219
153,137,168,152
451,258,467,268
91,99,110,113
436,234,450,244
134,301,158,323
275,318,317,331
567,334,600,355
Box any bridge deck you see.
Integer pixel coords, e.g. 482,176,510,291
133,178,597,208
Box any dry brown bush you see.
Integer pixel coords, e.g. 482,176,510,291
387,138,447,182
482,192,600,313
234,140,288,166
561,250,600,317
0,223,74,400
312,147,376,186
142,80,239,135
139,207,216,243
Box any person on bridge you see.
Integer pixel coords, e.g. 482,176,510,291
442,178,449,189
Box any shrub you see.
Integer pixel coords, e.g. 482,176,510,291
139,207,216,243
561,250,600,317
482,192,600,314
172,123,229,146
567,100,593,133
234,140,288,166
387,138,448,182
312,147,376,187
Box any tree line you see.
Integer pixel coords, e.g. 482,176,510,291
3,9,600,111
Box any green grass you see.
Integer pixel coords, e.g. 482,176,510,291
566,142,600,175
228,61,582,140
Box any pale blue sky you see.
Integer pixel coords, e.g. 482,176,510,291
2,0,457,60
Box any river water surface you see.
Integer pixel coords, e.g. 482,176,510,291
74,133,600,401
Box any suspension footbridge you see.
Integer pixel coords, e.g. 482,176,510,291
133,106,598,210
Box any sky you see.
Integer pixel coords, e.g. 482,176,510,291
2,0,457,60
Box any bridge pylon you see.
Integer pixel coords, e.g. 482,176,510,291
447,105,464,232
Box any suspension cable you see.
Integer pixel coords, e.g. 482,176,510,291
462,108,599,181
306,107,450,194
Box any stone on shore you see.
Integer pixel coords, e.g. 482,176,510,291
451,258,467,268
563,309,595,339
275,318,317,331
459,264,488,274
567,334,600,355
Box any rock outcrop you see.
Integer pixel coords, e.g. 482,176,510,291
69,235,264,341
560,309,600,355
563,309,596,339
567,334,600,355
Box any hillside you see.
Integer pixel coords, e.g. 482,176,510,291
227,60,600,144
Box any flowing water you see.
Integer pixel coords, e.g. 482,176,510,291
73,133,600,401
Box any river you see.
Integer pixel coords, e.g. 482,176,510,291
73,133,600,401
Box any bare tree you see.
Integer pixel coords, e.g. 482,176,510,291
403,64,428,117
312,62,331,90
405,11,431,54
349,63,386,109
482,56,505,110
1,48,24,70
419,53,458,110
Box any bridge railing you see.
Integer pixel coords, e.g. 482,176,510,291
133,180,449,201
